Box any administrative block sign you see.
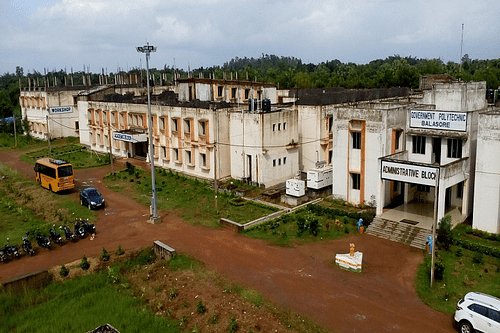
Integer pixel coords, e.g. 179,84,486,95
409,110,467,132
381,160,438,186
49,106,73,114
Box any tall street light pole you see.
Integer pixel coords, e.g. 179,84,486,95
137,42,160,223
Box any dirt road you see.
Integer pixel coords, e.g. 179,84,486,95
0,150,454,333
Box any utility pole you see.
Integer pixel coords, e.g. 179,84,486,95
137,42,160,223
108,122,113,172
46,114,51,156
430,169,440,287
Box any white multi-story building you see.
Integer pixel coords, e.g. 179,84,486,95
378,81,487,226
473,109,500,233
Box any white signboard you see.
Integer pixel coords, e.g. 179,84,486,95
409,110,467,132
381,160,438,186
113,132,147,143
49,106,73,114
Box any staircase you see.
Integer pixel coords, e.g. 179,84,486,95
366,217,430,250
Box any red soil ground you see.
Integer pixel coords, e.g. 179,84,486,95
0,150,455,333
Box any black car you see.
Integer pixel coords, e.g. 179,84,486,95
79,187,105,210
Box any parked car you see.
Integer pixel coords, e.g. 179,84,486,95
79,187,105,210
454,292,500,333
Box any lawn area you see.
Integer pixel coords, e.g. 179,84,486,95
0,265,178,333
0,164,94,245
243,203,369,246
22,143,110,169
416,227,500,313
103,164,278,227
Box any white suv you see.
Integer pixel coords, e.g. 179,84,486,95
454,292,500,333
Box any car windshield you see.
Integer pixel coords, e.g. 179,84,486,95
86,189,101,198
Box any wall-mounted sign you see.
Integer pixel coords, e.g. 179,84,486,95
409,110,467,132
49,106,72,114
381,160,438,186
112,132,147,143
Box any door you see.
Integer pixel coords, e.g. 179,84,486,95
432,137,441,164
246,154,252,183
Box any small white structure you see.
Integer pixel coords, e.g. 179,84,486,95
307,166,333,189
286,179,306,197
335,243,363,272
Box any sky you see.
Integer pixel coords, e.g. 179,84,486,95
1,0,499,75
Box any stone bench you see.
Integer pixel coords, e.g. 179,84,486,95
153,240,176,260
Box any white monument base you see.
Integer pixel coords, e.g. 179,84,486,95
335,251,363,272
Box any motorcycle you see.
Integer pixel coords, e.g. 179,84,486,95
35,234,52,250
81,219,96,235
0,248,8,263
60,225,77,242
74,219,86,239
49,225,64,245
3,240,21,259
22,236,36,256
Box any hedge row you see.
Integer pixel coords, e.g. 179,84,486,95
306,204,375,226
454,238,500,258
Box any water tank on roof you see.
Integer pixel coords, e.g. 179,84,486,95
262,98,271,112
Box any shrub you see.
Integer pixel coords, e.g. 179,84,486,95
116,245,125,255
455,248,463,257
80,256,90,271
228,318,239,333
434,260,445,280
59,265,69,277
196,300,207,314
100,248,110,262
472,252,484,264
437,215,453,250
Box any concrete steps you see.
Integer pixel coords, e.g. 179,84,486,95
366,217,430,250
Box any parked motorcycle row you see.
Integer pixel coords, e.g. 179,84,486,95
0,218,96,263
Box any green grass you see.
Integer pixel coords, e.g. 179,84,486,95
0,271,179,333
103,167,278,227
243,207,358,246
0,133,45,149
22,144,110,169
416,245,500,313
0,164,94,245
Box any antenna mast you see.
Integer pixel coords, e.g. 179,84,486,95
459,23,464,74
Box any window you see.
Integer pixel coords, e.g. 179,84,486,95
162,147,166,159
75,121,79,130
412,136,426,154
244,89,250,99
160,117,165,131
395,130,403,150
351,173,361,190
351,132,361,149
200,153,207,167
283,157,287,165
198,120,206,135
278,158,281,166
447,139,462,158
283,122,287,130
328,116,333,133
173,148,179,161
217,86,223,97
456,182,464,198
272,124,276,132
186,150,192,164
278,123,281,131
231,88,237,99
469,304,489,317
273,159,276,167
172,118,178,132
184,119,191,134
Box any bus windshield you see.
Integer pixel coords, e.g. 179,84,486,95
58,165,73,177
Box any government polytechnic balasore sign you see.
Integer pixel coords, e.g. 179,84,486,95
410,110,467,132
381,160,438,186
